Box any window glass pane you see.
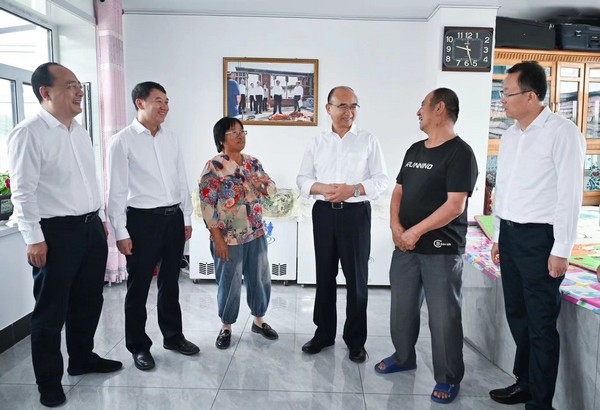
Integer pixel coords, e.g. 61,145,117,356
489,79,514,139
558,81,579,124
560,67,580,77
589,69,600,78
484,155,497,214
584,155,600,191
0,9,51,71
22,83,40,119
587,83,600,139
493,65,508,75
0,78,16,172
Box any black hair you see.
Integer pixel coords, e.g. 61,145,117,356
131,81,167,110
430,87,460,123
31,62,62,103
213,117,243,153
327,86,356,104
507,61,547,101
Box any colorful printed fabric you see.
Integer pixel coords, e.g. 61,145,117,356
198,153,276,245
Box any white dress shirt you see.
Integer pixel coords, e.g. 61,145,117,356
296,123,389,202
293,86,303,97
272,84,284,96
7,108,105,245
492,107,586,258
107,119,192,241
239,84,246,95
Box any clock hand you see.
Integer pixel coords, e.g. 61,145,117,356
455,45,471,51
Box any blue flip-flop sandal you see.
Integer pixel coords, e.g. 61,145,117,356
431,383,460,404
374,356,417,374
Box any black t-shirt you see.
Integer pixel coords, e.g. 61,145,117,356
397,136,478,254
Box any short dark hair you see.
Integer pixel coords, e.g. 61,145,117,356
507,61,547,101
327,86,355,104
213,117,243,153
131,81,167,110
430,88,459,123
31,62,62,103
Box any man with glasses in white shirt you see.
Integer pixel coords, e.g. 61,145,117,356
489,61,585,409
297,86,388,363
108,81,199,372
7,62,122,408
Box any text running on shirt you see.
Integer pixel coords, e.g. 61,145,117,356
405,161,433,170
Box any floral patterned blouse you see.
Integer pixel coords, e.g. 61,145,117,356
199,153,276,245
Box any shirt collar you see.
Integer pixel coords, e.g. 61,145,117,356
519,106,552,131
328,122,358,138
132,118,160,135
38,107,68,129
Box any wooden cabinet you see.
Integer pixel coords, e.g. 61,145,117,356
486,48,600,212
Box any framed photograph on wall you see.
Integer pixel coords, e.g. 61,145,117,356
223,57,319,126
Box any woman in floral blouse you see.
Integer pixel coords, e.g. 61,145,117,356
198,117,278,349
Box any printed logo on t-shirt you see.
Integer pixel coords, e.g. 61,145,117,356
433,239,451,248
405,161,433,170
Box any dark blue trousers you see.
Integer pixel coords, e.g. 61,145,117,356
124,208,185,353
311,201,371,349
31,215,107,388
499,219,563,410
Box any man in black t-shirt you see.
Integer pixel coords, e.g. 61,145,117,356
374,88,478,405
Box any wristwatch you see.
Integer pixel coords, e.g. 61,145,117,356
353,184,360,197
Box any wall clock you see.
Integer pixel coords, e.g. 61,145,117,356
442,27,494,72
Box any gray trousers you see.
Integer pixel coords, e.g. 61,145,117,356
389,250,465,385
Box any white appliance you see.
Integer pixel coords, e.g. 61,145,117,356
189,217,297,283
296,197,393,286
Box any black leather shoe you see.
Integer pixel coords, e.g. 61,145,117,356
251,322,279,340
489,383,531,404
301,338,334,354
67,352,123,375
132,351,155,371
216,329,231,350
349,347,367,363
163,337,200,355
38,384,66,407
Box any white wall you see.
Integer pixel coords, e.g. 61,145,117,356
122,8,497,219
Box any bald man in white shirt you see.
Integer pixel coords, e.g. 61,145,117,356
489,61,585,410
297,86,388,363
108,81,199,372
7,62,122,408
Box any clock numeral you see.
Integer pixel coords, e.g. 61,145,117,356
484,47,489,53
446,56,451,62
465,32,473,39
483,57,489,62
484,36,490,43
446,36,454,43
446,46,451,52
472,60,478,67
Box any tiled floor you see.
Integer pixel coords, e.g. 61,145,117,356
0,277,518,409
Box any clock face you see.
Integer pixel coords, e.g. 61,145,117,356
442,27,493,72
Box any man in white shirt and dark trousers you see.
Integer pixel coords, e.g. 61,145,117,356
297,86,388,363
7,62,122,408
108,81,199,372
489,61,585,410
272,80,283,115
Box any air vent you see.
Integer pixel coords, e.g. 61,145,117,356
271,263,287,276
198,262,215,276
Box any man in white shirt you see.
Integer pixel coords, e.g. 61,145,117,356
7,62,122,408
272,80,284,115
108,81,199,372
238,79,247,114
293,81,304,112
489,61,585,409
296,86,388,363
254,81,263,115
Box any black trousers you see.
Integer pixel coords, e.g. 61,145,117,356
238,94,246,114
273,95,282,114
294,96,301,111
311,201,371,348
124,207,185,353
499,219,563,410
249,95,255,111
255,95,263,114
31,214,107,388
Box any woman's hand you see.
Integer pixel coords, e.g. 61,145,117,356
210,228,229,261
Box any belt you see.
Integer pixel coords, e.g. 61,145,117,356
503,219,549,228
316,200,368,210
42,210,99,224
127,204,180,216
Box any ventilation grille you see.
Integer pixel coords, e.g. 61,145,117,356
198,262,215,276
271,263,287,276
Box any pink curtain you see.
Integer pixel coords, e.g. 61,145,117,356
95,0,127,283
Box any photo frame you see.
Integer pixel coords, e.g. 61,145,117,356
223,57,319,126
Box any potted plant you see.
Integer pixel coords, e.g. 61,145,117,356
0,171,14,221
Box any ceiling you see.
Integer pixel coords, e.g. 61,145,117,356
120,0,600,22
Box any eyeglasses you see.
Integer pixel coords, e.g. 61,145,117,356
499,90,534,100
225,130,247,137
329,103,360,111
